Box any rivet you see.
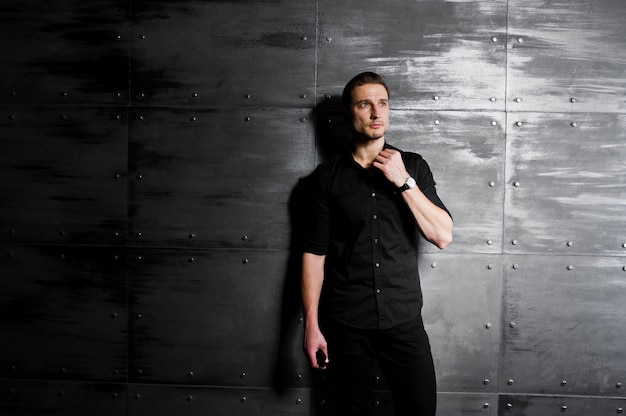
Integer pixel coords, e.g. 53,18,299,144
514,97,522,103
325,94,332,99
188,233,195,239
136,174,143,180
622,243,626,248
516,121,523,127
507,403,513,409
111,312,117,319
115,114,121,120
300,93,306,99
135,313,142,319
487,240,493,245
136,369,143,375
57,391,64,397
561,405,568,412
567,241,573,247
434,119,440,125
298,317,303,324
491,120,497,126
136,256,142,262
490,97,496,102
514,181,520,187
244,117,251,122
139,93,145,99
242,235,248,241
192,92,198,98
296,373,303,380
301,36,307,41
135,394,141,400
187,396,193,402
296,398,302,404
517,37,524,43
242,258,248,264
508,379,514,385
485,323,492,329
567,265,574,271
431,262,437,268
571,122,577,127
617,407,623,414
187,257,194,263
61,91,68,97
374,400,380,407
492,37,498,42
112,369,118,376
433,95,440,101
489,181,496,187
190,116,196,122
188,371,194,377
111,392,118,398
513,264,519,269
617,382,623,389
487,264,493,270
326,36,332,42
139,34,146,39
240,372,246,378
8,114,15,120
484,403,490,409
484,379,490,385
240,396,247,403
300,117,307,122
60,114,67,120
136,232,142,238
512,239,518,245
137,115,143,121
561,380,567,386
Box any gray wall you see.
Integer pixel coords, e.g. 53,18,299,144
1,0,625,415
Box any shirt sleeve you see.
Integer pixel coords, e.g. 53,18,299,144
406,152,452,220
300,166,330,255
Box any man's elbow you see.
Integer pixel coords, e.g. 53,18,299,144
435,232,453,250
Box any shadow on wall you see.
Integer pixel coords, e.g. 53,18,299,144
272,96,351,413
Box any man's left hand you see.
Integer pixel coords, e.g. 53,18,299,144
373,148,410,188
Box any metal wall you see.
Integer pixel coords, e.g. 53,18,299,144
0,0,624,415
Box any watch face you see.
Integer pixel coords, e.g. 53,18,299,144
406,177,416,188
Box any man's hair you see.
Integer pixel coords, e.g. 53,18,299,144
341,71,390,112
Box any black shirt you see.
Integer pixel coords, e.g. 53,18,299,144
302,143,450,330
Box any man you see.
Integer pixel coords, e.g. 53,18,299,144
301,72,453,416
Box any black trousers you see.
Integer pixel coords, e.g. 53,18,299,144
323,314,436,416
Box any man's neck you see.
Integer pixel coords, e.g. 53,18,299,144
352,137,385,168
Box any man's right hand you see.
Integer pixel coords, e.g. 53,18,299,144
304,326,329,370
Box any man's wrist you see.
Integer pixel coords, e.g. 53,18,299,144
399,176,416,193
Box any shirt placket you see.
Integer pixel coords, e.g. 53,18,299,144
370,182,384,325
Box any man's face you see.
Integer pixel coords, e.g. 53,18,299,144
349,83,390,142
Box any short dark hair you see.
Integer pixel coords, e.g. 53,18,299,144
342,72,390,112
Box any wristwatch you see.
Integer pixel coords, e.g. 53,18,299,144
399,176,416,193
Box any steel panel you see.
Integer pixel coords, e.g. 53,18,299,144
501,255,626,396
508,0,626,113
391,110,506,254
128,107,315,249
130,0,316,107
127,385,309,416
0,245,127,382
128,248,309,387
420,253,502,393
0,0,129,106
0,381,126,416
318,0,507,111
499,395,626,416
0,107,128,244
504,112,626,255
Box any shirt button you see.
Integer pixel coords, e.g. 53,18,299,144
375,262,380,268
373,214,378,220
371,192,376,197
376,289,381,294
374,238,379,244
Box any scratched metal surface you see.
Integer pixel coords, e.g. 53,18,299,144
499,395,626,416
317,0,507,111
0,245,127,382
0,107,128,244
0,380,127,416
130,0,316,108
504,112,626,255
389,110,506,254
507,0,626,113
127,385,310,416
501,255,626,397
128,248,309,387
0,0,129,106
420,253,502,393
128,107,315,249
